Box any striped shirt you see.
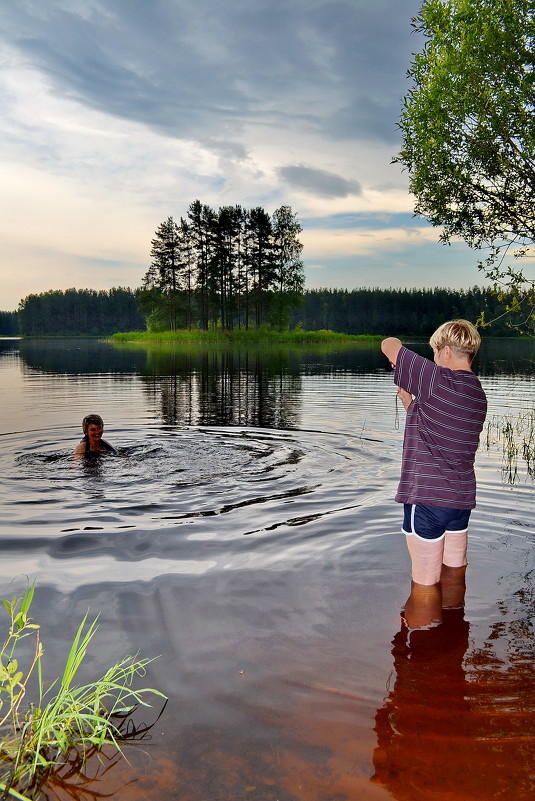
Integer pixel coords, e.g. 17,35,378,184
394,347,487,509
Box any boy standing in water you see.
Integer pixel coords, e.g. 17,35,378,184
74,414,117,455
381,320,487,587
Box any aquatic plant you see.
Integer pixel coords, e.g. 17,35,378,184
485,408,535,483
0,584,165,801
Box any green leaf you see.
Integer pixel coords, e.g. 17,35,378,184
11,671,24,687
20,584,35,617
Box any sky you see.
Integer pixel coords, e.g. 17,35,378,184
0,0,488,311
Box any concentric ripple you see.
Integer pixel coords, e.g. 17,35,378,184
2,424,391,543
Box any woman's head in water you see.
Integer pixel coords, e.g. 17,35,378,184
82,414,104,434
74,413,117,456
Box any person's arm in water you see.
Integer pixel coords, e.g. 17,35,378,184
100,439,118,454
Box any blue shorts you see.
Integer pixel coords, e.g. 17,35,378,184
402,504,471,542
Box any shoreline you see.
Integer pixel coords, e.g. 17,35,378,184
108,328,384,345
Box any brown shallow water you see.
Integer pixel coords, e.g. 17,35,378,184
0,337,533,800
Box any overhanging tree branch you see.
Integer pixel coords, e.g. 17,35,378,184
396,0,535,332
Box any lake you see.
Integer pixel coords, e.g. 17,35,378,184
0,336,533,801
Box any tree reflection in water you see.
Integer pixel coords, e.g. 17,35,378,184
140,347,305,429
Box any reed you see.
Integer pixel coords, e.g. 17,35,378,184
485,408,535,483
0,585,165,800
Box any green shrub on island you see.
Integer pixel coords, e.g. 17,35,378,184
110,326,382,345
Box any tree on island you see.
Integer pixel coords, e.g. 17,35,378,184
140,216,185,332
271,205,305,330
139,201,305,331
396,0,535,332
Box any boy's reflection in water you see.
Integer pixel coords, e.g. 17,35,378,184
372,566,471,798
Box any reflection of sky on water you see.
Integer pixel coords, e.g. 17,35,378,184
0,337,533,800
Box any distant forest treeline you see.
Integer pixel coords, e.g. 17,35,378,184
0,310,19,335
289,286,519,336
0,285,526,337
14,288,145,336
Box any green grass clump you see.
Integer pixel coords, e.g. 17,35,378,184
109,327,382,346
0,585,165,800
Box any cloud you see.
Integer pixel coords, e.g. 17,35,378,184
0,0,423,147
278,165,362,198
301,224,444,260
0,0,453,310
328,96,401,144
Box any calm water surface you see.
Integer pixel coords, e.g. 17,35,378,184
0,337,533,801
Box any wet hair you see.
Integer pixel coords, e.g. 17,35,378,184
429,319,481,362
82,414,104,433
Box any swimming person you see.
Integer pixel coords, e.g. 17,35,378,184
381,320,487,587
74,414,118,455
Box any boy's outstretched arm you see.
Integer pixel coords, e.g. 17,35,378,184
381,337,402,368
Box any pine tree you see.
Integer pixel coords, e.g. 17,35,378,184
270,205,304,330
144,216,183,330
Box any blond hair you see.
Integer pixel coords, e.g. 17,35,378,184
429,319,481,361
82,414,104,433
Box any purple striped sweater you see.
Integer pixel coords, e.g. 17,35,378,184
394,347,487,509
